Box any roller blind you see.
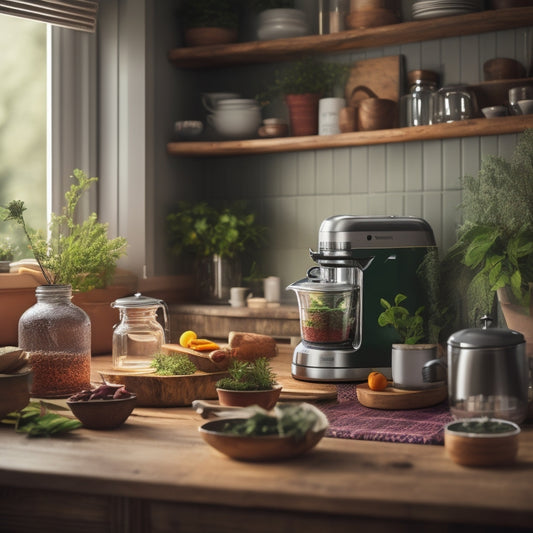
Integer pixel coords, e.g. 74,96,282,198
0,0,98,32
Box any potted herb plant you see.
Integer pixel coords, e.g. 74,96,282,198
441,129,533,351
378,293,441,389
2,169,130,355
215,357,282,410
257,57,349,136
166,200,267,303
0,237,16,273
180,0,241,47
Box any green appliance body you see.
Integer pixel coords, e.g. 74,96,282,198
289,215,437,382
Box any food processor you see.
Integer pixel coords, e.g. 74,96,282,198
287,215,436,382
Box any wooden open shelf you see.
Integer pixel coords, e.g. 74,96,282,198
168,8,533,69
167,115,533,157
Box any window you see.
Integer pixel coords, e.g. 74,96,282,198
0,14,47,257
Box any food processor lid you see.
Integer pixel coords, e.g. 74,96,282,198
448,316,524,348
112,292,163,308
287,278,354,292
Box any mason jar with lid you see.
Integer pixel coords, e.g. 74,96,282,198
111,293,168,371
18,284,91,398
400,69,439,127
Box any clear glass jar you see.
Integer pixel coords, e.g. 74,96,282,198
111,293,168,371
400,69,439,127
18,284,91,398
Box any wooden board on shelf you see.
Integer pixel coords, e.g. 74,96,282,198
344,55,404,105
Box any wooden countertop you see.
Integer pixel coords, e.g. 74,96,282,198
1,345,532,532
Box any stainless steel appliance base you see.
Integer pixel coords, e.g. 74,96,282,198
291,342,391,382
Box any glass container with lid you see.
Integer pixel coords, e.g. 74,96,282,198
287,280,357,345
400,69,439,127
111,293,168,371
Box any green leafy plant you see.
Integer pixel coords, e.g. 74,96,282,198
0,237,16,261
150,353,197,376
216,357,277,391
1,401,81,438
443,128,533,323
166,201,267,260
378,293,425,345
2,169,127,291
256,57,350,105
180,0,241,29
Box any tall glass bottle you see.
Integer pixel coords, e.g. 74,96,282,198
19,284,91,398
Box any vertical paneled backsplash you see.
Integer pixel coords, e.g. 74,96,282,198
159,12,531,301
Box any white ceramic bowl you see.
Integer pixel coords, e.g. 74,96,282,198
481,106,508,118
207,107,262,139
201,92,240,113
517,99,533,115
257,8,310,41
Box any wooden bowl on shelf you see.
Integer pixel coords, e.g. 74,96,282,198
345,8,399,29
483,58,526,81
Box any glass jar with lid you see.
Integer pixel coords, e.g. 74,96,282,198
18,284,91,398
400,69,439,127
111,293,168,371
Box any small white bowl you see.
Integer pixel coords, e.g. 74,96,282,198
517,99,533,115
481,105,508,118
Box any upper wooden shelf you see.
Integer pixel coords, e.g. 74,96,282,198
168,7,533,69
167,115,533,157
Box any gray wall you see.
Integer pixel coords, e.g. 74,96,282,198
152,1,532,304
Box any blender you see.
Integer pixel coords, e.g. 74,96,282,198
287,215,436,382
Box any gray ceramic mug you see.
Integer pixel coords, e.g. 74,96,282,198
391,344,439,390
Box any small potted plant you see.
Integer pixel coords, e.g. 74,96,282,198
378,293,441,389
0,237,16,273
180,0,241,47
257,57,349,136
215,357,282,410
166,201,267,303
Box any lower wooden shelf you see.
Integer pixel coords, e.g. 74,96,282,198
167,114,533,157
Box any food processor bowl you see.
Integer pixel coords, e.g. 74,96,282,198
287,280,358,346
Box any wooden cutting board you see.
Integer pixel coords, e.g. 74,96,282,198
344,55,404,106
356,383,447,410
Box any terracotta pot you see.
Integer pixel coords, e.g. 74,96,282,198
216,383,282,410
285,93,321,136
0,287,37,346
184,27,238,47
497,286,533,357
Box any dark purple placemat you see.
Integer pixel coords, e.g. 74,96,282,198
319,383,453,445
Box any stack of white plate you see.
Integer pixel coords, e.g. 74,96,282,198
412,0,482,20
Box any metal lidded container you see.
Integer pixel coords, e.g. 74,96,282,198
447,316,528,424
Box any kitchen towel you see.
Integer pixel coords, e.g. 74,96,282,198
320,384,453,445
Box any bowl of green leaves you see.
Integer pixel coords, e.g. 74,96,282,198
199,403,328,461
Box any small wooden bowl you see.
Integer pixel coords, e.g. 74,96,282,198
184,27,238,47
483,58,525,81
216,384,282,411
0,369,31,418
67,396,137,430
358,98,398,131
345,8,399,29
444,418,520,467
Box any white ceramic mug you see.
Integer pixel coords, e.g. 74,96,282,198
318,97,346,135
229,287,249,307
263,276,281,303
391,344,439,390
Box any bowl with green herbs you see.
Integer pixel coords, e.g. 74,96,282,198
215,357,282,410
444,417,521,467
199,402,329,461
